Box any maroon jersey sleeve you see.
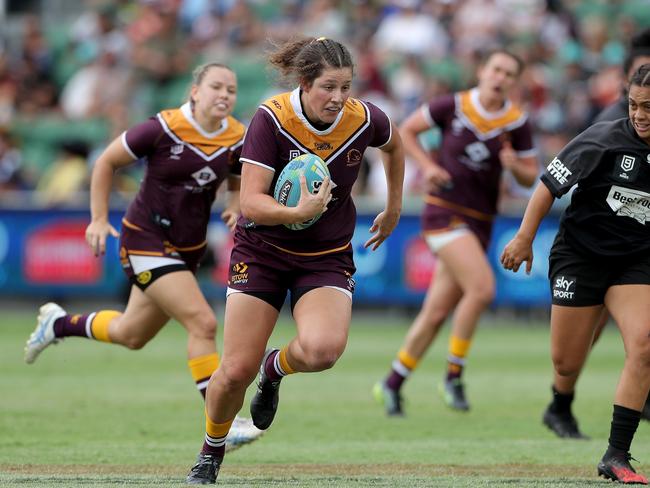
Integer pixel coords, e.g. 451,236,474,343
366,101,392,148
122,117,163,159
509,118,536,154
229,141,243,176
424,94,455,129
239,108,279,172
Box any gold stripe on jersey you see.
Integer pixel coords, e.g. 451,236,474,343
122,218,143,231
424,195,494,222
167,240,208,252
159,108,245,158
264,240,352,256
127,250,165,257
457,90,525,135
261,92,368,161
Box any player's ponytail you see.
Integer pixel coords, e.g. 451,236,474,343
268,37,354,86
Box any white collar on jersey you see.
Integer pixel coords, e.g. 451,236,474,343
469,87,513,120
289,87,345,136
180,102,229,138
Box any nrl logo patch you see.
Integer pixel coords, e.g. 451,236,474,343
621,155,635,172
613,154,640,182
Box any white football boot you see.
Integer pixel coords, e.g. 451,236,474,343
24,302,67,364
225,415,265,452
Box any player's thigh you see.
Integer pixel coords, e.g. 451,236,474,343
605,284,650,356
419,260,463,318
550,304,604,371
220,292,279,382
293,287,352,353
144,270,215,333
436,232,494,294
114,285,170,343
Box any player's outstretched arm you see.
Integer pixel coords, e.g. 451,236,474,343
500,183,554,274
86,137,135,256
365,122,404,251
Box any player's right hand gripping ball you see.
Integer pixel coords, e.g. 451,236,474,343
273,153,330,230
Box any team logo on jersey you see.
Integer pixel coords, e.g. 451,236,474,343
170,143,184,159
346,149,362,167
344,270,355,293
614,154,639,182
191,166,217,186
552,275,576,301
231,262,249,285
289,150,301,160
606,185,650,224
137,270,152,285
547,157,572,185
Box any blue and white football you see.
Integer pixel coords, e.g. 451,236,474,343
273,153,330,230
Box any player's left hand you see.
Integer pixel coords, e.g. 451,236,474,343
500,234,534,274
221,209,239,232
499,140,518,170
364,208,400,251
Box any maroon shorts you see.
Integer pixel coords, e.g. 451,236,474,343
227,228,356,308
421,206,493,250
119,221,207,286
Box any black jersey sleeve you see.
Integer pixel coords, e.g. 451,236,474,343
540,123,610,197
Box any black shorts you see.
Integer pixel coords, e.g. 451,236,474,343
548,233,650,306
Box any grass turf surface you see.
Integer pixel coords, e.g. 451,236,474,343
1,308,646,486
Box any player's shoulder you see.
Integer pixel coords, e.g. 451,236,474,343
260,92,293,115
580,117,629,144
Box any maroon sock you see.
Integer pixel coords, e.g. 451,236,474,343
385,369,407,391
200,441,225,459
264,349,283,381
53,314,93,338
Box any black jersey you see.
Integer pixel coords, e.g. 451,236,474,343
541,118,650,257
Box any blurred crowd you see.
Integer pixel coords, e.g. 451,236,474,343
1,0,649,210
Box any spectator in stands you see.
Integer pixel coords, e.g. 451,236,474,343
34,140,89,206
0,128,27,191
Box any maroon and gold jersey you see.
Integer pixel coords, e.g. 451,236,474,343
239,88,392,254
121,103,245,248
422,88,536,222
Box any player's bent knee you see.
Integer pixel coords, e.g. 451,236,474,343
552,356,580,377
123,335,150,350
218,361,258,390
631,338,650,369
187,312,218,340
472,284,495,306
301,345,343,371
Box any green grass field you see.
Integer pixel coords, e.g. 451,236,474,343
1,308,646,486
